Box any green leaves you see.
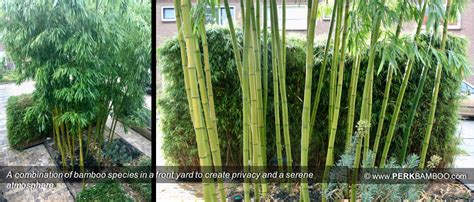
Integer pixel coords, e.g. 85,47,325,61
2,0,150,129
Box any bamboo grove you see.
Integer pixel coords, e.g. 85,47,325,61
2,0,151,185
170,0,469,201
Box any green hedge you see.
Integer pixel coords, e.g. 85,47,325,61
6,94,51,150
76,180,132,202
129,156,152,201
158,27,467,167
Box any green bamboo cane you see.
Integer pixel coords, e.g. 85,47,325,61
372,2,405,166
174,0,193,122
179,0,217,200
262,0,269,160
371,64,393,163
345,54,361,152
270,0,292,177
198,21,226,202
272,34,283,170
350,121,369,202
59,120,69,166
300,0,320,200
400,21,437,162
379,0,428,168
249,0,267,196
243,0,263,198
420,0,450,168
78,123,85,189
328,0,344,139
85,125,92,158
247,0,267,198
223,0,251,200
309,0,338,137
359,0,386,163
53,108,67,169
400,67,428,162
66,122,74,168
323,0,348,200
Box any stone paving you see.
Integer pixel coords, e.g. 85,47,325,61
0,82,74,201
155,113,204,201
454,118,474,191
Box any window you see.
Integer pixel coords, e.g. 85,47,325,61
267,5,308,30
220,7,235,25
161,6,235,25
205,6,235,25
161,6,176,22
461,81,474,95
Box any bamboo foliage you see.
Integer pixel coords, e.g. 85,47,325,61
2,0,150,189
379,0,429,168
371,0,407,166
419,0,452,168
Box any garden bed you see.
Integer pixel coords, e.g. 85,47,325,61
43,134,149,200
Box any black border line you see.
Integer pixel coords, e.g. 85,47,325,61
151,0,157,201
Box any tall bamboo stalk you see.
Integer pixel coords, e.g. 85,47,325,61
345,54,361,152
300,0,320,200
178,0,217,200
357,0,386,163
272,34,283,170
198,15,226,202
77,123,85,188
400,66,428,162
223,0,251,200
322,0,349,200
379,0,429,168
371,11,404,166
309,0,338,137
270,0,292,177
420,0,450,168
262,0,269,162
400,19,437,162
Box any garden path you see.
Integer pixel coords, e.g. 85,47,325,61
155,113,204,201
454,119,474,191
0,81,74,201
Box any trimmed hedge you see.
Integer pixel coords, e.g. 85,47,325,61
158,27,467,167
76,180,132,202
6,94,51,150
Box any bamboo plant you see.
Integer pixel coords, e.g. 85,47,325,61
379,0,429,168
300,0,321,200
419,0,452,168
3,0,150,189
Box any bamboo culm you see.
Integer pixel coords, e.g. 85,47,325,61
379,0,429,168
419,0,450,168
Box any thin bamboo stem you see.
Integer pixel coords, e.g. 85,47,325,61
420,0,450,168
300,0,320,200
379,0,429,168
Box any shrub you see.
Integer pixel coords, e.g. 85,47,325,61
128,156,152,201
6,94,51,150
158,27,466,167
76,180,132,202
